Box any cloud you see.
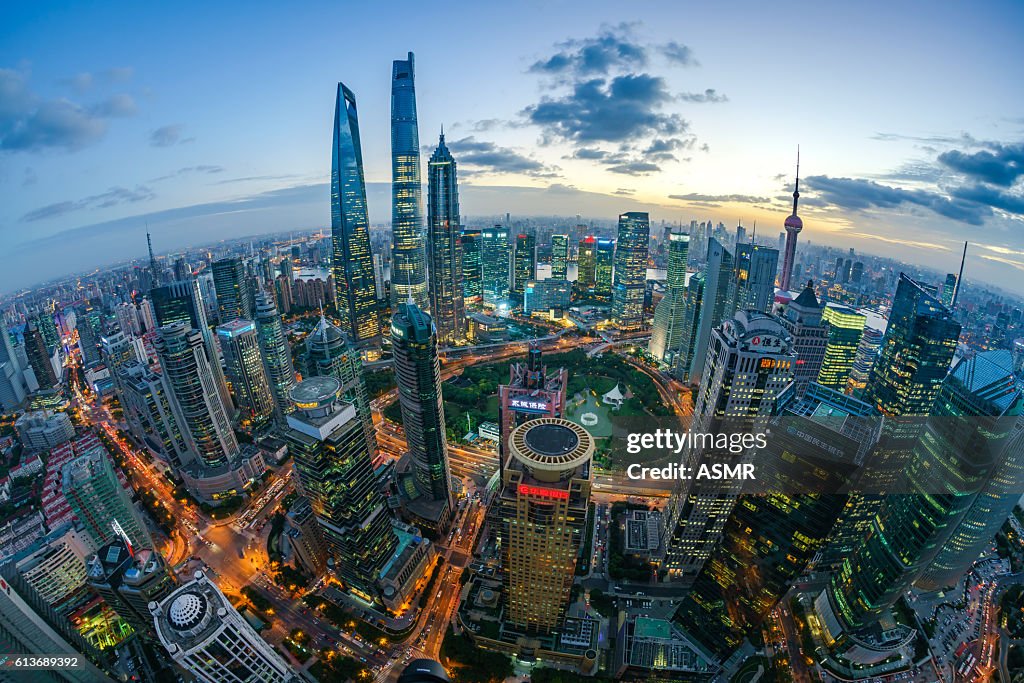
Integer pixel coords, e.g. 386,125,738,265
606,161,661,176
22,167,37,187
21,185,156,222
0,68,140,153
529,24,648,76
678,88,728,103
445,136,558,177
570,148,607,160
661,41,699,66
669,193,771,203
524,74,685,144
949,184,1024,216
104,67,134,83
60,72,94,93
614,187,635,196
937,142,1024,187
149,124,191,147
846,232,953,252
149,165,225,182
805,175,992,225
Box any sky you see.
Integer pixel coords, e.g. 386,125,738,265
1,0,1023,295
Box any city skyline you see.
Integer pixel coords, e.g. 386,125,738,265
2,2,1023,294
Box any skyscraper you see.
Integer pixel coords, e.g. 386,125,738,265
118,360,191,470
155,323,239,471
816,350,1022,655
550,234,569,280
481,226,511,306
254,291,297,426
594,238,615,297
331,83,380,347
577,236,597,290
62,444,153,550
392,303,452,528
211,257,254,323
426,133,465,343
390,52,429,312
216,319,275,429
663,311,795,580
523,280,571,317
686,238,734,383
672,271,705,381
86,540,176,633
778,151,802,291
649,230,690,365
845,325,883,397
941,272,958,307
25,320,58,390
863,274,961,420
75,305,102,368
779,281,828,397
817,305,867,391
461,227,483,303
513,233,536,297
150,570,297,682
497,418,593,635
284,377,398,599
304,314,375,453
732,243,779,314
612,212,651,330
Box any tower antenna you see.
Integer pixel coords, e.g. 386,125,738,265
951,241,968,309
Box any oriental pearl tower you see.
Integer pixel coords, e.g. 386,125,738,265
779,148,802,291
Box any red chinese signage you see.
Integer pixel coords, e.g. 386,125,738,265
518,484,569,500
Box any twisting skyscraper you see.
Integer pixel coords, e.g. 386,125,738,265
779,149,802,292
254,292,297,426
426,133,465,343
331,83,380,347
390,52,429,312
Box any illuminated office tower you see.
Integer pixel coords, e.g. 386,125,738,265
845,325,883,397
118,360,191,469
941,272,957,307
732,243,779,314
497,418,593,635
649,230,690,365
390,52,429,312
62,443,152,550
75,306,103,368
663,311,795,580
778,281,827,397
686,238,734,383
25,320,58,390
284,377,398,598
550,234,569,280
816,350,1022,658
35,310,61,355
461,228,482,303
331,82,380,347
523,280,571,317
211,257,254,323
513,233,536,297
0,562,111,683
594,238,615,297
150,278,232,409
481,226,511,306
671,271,705,381
863,274,960,420
817,305,866,390
150,570,297,683
155,323,239,470
87,540,175,633
216,319,275,429
392,303,452,528
254,292,297,425
577,236,597,290
304,314,375,452
919,393,1024,591
612,212,651,330
673,383,866,659
426,133,465,343
778,152,802,291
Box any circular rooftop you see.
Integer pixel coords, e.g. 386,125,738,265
289,376,341,408
509,417,593,482
168,592,208,631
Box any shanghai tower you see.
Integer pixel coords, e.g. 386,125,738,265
391,52,429,313
331,83,381,348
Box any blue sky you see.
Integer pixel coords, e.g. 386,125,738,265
1,0,1022,293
